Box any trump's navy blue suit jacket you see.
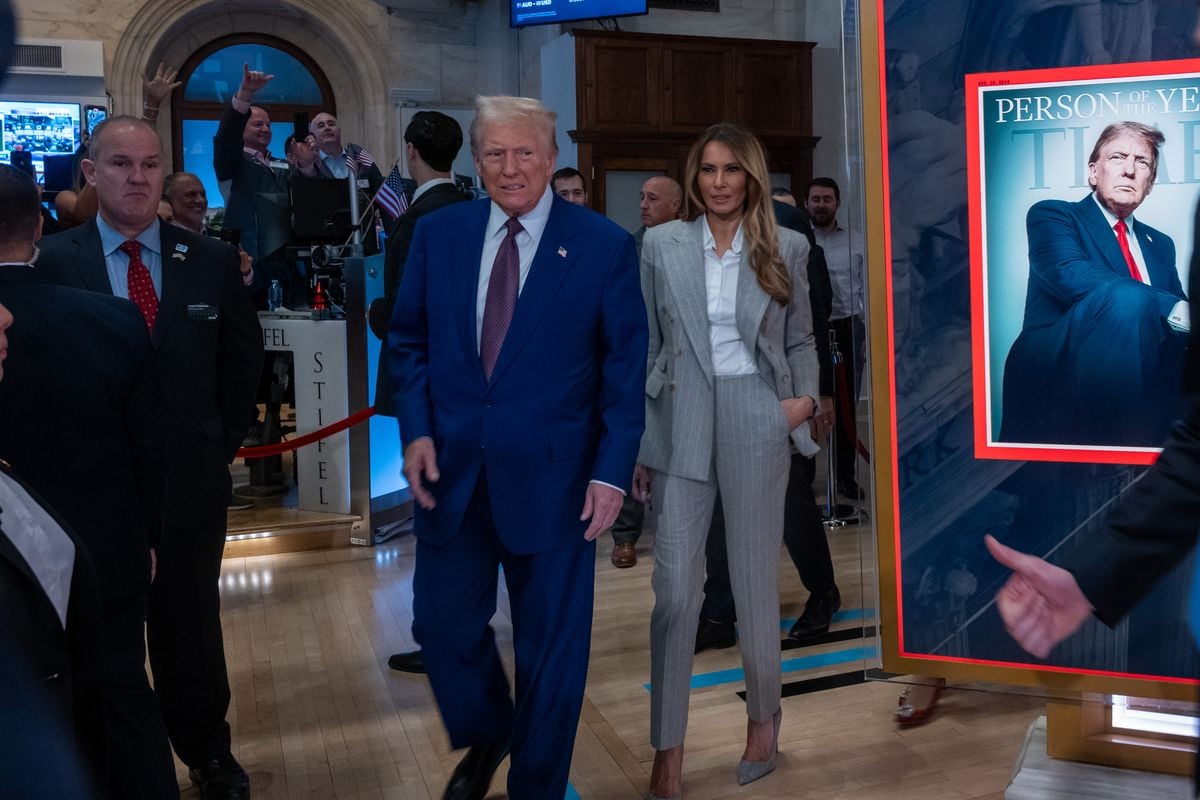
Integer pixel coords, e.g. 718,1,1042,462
387,195,648,555
1021,194,1184,331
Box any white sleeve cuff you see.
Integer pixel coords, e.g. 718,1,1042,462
231,96,251,115
1168,300,1190,333
588,479,626,496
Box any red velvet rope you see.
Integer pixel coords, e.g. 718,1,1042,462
237,407,376,459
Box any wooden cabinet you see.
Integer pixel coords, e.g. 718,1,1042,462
571,30,818,215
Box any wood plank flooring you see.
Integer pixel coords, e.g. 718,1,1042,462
174,519,1044,799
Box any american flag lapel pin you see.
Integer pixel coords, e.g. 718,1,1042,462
558,245,568,258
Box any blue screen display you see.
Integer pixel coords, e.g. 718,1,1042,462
511,0,647,28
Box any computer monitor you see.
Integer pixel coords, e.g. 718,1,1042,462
0,100,82,179
291,178,352,243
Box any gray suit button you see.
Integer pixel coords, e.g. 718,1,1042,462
669,383,676,391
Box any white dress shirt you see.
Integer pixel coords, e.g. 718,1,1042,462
413,177,454,204
813,224,865,320
0,471,75,628
475,186,553,346
703,217,758,376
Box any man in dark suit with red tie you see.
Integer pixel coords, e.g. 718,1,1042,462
387,95,647,799
37,117,263,800
1000,122,1189,448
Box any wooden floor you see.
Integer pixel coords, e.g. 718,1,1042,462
176,514,1045,800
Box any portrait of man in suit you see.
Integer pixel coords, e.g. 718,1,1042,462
1000,121,1190,449
386,95,647,799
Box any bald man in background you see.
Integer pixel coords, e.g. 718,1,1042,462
609,175,683,569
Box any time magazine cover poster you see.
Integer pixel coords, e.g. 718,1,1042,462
969,61,1198,464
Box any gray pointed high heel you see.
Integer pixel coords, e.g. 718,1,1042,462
736,707,781,785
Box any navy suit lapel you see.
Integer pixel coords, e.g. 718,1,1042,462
154,224,190,347
74,221,116,296
486,200,577,389
1076,195,1128,278
1131,220,1170,291
456,201,491,387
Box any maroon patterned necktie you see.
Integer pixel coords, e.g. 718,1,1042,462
480,217,524,380
120,240,158,331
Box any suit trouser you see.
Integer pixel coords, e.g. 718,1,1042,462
147,512,233,768
649,374,790,749
413,472,596,800
610,495,645,546
831,315,865,486
700,452,836,623
102,593,180,799
1002,280,1185,446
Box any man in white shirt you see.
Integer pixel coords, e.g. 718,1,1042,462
806,177,867,499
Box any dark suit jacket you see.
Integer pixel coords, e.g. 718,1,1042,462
1001,195,1187,444
372,181,471,415
37,221,264,526
214,103,291,265
1069,199,1200,625
388,195,648,554
0,264,164,604
775,201,835,396
1021,195,1184,331
0,465,103,798
313,142,385,198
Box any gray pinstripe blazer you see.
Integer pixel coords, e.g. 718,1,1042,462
637,216,820,481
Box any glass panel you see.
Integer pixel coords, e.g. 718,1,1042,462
604,169,663,233
184,44,323,105
180,117,223,211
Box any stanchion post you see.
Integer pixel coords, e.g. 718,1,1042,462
823,327,859,527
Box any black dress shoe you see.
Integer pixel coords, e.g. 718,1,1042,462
694,618,737,654
789,587,841,642
188,752,250,800
388,650,426,674
442,739,510,800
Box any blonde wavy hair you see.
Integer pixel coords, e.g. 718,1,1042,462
683,123,790,305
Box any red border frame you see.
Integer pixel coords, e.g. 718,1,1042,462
965,59,1200,466
875,5,1199,682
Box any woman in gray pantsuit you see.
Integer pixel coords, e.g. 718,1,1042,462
633,123,819,799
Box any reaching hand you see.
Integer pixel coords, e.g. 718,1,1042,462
402,437,440,510
142,63,181,108
984,534,1095,659
580,483,624,541
238,62,274,101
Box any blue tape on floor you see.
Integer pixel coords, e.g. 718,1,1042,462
644,645,878,692
565,782,581,800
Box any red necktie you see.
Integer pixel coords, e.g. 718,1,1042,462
1113,219,1143,283
479,217,523,380
120,240,159,331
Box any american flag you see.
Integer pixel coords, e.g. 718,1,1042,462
374,165,409,219
346,147,375,174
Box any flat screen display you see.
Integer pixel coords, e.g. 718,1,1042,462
0,101,81,177
511,0,647,28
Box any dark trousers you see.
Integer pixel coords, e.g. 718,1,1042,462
413,473,596,800
701,453,836,623
147,512,232,768
102,594,180,799
831,315,865,486
611,495,644,546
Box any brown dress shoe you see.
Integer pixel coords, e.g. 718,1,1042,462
611,542,637,568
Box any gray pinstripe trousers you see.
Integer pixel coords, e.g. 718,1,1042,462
647,373,790,749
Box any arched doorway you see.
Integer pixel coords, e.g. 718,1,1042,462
171,33,336,208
